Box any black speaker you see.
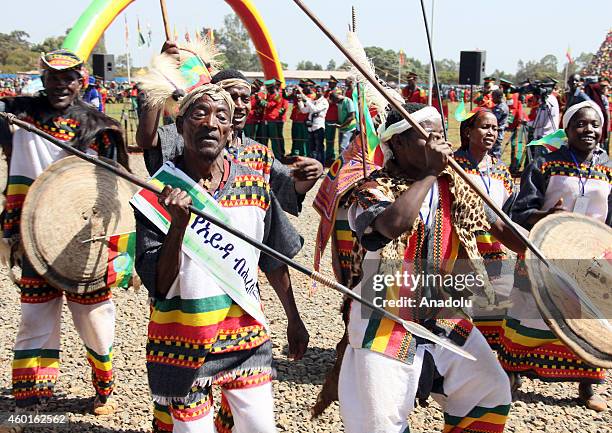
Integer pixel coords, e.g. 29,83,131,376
92,54,115,81
459,51,486,85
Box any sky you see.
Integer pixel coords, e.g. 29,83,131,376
4,0,611,75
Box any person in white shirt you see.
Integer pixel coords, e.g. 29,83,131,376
298,85,329,163
530,92,560,140
527,92,560,162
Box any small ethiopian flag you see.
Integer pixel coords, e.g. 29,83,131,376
106,232,136,288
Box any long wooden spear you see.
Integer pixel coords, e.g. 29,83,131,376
350,6,368,178
0,112,476,361
159,0,172,41
291,0,608,322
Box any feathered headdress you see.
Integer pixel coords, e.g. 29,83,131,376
137,37,221,110
343,31,404,165
343,31,403,129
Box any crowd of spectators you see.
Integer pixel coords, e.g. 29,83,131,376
584,30,611,81
0,76,33,96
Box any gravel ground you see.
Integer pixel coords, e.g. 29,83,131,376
0,154,609,433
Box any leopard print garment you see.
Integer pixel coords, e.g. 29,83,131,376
352,166,496,304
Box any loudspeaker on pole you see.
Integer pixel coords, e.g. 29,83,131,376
459,51,486,85
92,54,115,82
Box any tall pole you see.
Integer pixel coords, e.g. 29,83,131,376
124,14,131,85
427,0,435,106
160,0,172,40
419,0,446,139
398,52,401,89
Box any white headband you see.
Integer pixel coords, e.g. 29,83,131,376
378,106,440,143
217,78,251,91
562,100,604,129
178,83,235,118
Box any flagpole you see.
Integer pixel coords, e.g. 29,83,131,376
356,83,368,178
398,51,401,89
124,14,132,85
564,46,573,95
427,0,435,106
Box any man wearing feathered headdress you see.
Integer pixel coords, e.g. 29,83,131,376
135,39,322,433
135,81,287,432
0,49,130,416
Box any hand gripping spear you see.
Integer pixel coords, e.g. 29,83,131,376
0,112,477,361
291,0,608,325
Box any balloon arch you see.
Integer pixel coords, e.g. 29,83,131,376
62,0,284,82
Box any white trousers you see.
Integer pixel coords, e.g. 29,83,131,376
171,383,277,433
15,295,115,358
338,328,511,433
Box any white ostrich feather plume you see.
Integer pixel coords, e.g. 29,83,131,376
179,39,222,75
137,38,221,109
137,53,188,109
344,31,404,126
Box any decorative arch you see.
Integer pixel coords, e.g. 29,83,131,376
62,0,284,82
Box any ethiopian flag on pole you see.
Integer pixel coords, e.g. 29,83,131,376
353,83,382,164
106,232,136,288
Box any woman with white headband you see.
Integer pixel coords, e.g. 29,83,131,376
498,99,610,411
336,102,525,433
453,107,517,355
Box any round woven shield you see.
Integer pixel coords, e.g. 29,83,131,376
21,156,138,293
526,212,612,368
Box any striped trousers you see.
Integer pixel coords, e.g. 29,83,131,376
12,259,115,407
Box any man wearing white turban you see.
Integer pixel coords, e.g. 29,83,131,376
337,102,526,433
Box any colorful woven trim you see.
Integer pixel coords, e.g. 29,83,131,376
541,159,612,183
21,115,79,141
214,367,273,390
217,174,270,211
40,49,83,71
233,141,273,177
454,154,514,195
214,393,234,433
12,348,60,404
153,402,174,433
169,392,213,423
473,317,505,351
86,346,114,397
497,317,605,382
476,231,505,261
65,287,113,305
19,284,62,303
147,295,268,371
443,404,510,433
3,175,34,238
435,318,474,347
333,218,355,274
